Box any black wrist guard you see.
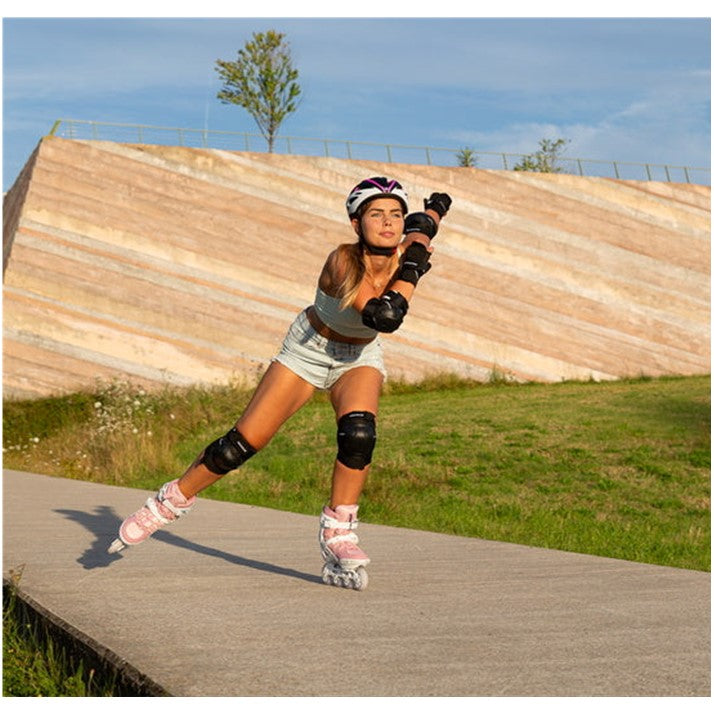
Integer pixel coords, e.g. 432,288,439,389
404,211,438,239
362,290,409,333
398,242,431,286
423,192,452,218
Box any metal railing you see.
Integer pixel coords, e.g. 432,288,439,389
49,118,711,186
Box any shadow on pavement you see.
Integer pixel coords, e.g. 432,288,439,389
54,507,323,585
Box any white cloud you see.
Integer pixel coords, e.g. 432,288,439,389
5,18,710,99
3,17,709,188
444,59,710,168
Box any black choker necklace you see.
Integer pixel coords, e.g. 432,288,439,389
360,237,397,256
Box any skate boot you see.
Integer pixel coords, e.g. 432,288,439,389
319,504,370,590
108,479,195,554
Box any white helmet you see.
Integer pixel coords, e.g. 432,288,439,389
346,177,409,218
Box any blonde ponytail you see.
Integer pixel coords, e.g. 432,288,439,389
336,243,364,309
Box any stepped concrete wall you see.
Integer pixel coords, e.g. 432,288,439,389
2,136,710,399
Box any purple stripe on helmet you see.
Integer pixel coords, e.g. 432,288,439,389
365,178,397,192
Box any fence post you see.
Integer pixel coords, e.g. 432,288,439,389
48,120,62,136
665,165,671,182
386,145,393,163
613,161,620,179
425,147,432,166
346,141,352,160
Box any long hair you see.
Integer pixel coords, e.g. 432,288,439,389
336,242,400,309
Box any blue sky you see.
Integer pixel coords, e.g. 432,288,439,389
2,12,711,191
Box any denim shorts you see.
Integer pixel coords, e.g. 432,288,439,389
272,309,387,390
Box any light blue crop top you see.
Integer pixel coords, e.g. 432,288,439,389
313,288,378,339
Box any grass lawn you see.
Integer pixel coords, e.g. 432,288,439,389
3,373,710,571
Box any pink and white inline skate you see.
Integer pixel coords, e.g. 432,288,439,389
319,504,370,590
108,479,195,554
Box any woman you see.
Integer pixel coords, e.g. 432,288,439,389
108,176,452,590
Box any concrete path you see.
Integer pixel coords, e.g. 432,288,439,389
2,469,710,697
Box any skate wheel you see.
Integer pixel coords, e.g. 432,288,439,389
352,566,368,591
321,563,368,591
107,538,126,554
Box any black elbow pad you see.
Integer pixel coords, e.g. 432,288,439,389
362,290,409,333
404,211,438,239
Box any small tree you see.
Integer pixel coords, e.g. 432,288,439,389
215,30,301,153
513,138,570,173
456,147,478,168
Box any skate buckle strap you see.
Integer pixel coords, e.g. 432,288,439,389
159,495,193,518
145,497,174,525
156,483,193,518
323,531,359,548
320,513,359,530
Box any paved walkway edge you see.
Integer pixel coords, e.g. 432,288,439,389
4,577,169,696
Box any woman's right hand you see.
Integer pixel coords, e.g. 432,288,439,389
424,192,452,218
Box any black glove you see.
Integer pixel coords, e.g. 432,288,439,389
398,242,432,286
424,192,452,218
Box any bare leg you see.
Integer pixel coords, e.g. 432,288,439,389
177,361,316,498
328,366,383,507
317,366,383,589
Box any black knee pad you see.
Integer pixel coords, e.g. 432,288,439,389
337,411,377,470
201,427,257,475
